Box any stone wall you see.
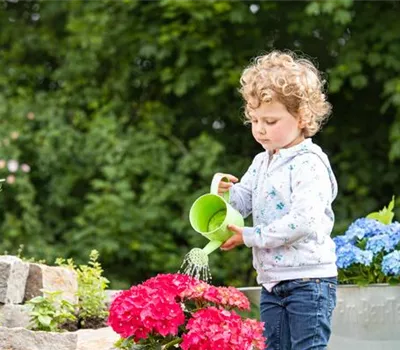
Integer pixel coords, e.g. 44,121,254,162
0,255,119,350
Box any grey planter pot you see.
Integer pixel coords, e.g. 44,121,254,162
239,284,400,350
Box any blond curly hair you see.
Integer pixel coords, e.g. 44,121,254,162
239,50,332,137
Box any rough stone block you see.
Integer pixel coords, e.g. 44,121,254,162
77,327,119,350
0,255,29,304
24,263,78,304
105,289,120,308
0,304,31,328
0,326,77,350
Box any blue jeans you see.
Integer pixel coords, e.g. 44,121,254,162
260,277,337,350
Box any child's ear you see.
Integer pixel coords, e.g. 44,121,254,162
296,110,309,129
297,117,307,129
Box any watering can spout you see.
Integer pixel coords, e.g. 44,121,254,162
202,240,223,255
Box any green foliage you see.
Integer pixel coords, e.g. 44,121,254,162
23,249,109,333
75,250,109,321
26,290,76,332
306,0,353,25
56,249,109,322
114,337,170,350
14,244,46,264
366,196,395,225
1,0,400,288
114,337,135,350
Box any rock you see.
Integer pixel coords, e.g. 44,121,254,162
76,327,120,350
0,255,29,304
0,326,77,350
105,290,121,308
24,263,78,304
0,304,31,328
0,326,119,350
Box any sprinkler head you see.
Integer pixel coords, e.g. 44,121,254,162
187,248,209,266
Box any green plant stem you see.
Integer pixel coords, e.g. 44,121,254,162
164,338,182,349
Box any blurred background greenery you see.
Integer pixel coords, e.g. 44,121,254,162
1,0,400,289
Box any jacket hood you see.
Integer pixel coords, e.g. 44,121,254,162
276,138,338,199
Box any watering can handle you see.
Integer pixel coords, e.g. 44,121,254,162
210,173,230,202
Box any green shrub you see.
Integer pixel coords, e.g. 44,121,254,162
26,290,76,332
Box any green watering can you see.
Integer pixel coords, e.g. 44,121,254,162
189,173,244,255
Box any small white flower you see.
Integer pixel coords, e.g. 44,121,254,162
7,160,19,172
21,163,31,173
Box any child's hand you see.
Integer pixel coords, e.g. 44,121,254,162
220,224,244,251
216,173,238,195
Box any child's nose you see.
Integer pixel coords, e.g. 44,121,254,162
257,125,266,135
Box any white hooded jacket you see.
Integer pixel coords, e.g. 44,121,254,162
230,138,338,285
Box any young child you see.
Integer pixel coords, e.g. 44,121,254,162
218,50,338,350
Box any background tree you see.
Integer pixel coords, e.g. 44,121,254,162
0,0,399,288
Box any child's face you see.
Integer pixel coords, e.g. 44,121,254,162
249,100,304,152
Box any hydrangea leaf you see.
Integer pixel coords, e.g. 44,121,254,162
366,196,395,225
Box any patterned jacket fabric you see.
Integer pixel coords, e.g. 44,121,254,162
230,138,338,286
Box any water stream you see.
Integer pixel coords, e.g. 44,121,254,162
179,247,212,283
179,209,227,283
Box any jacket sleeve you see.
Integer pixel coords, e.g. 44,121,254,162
229,153,264,219
242,154,335,249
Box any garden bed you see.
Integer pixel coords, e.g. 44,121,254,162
0,253,118,350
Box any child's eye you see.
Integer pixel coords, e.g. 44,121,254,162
251,119,258,124
266,120,277,125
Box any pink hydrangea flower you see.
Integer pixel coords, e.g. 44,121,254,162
181,306,265,350
181,283,250,310
107,273,265,349
143,273,200,299
108,284,184,341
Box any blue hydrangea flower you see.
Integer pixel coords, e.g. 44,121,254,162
365,234,394,254
381,250,400,276
336,243,373,268
386,222,400,248
386,221,400,235
389,232,400,248
333,235,351,249
344,218,386,241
